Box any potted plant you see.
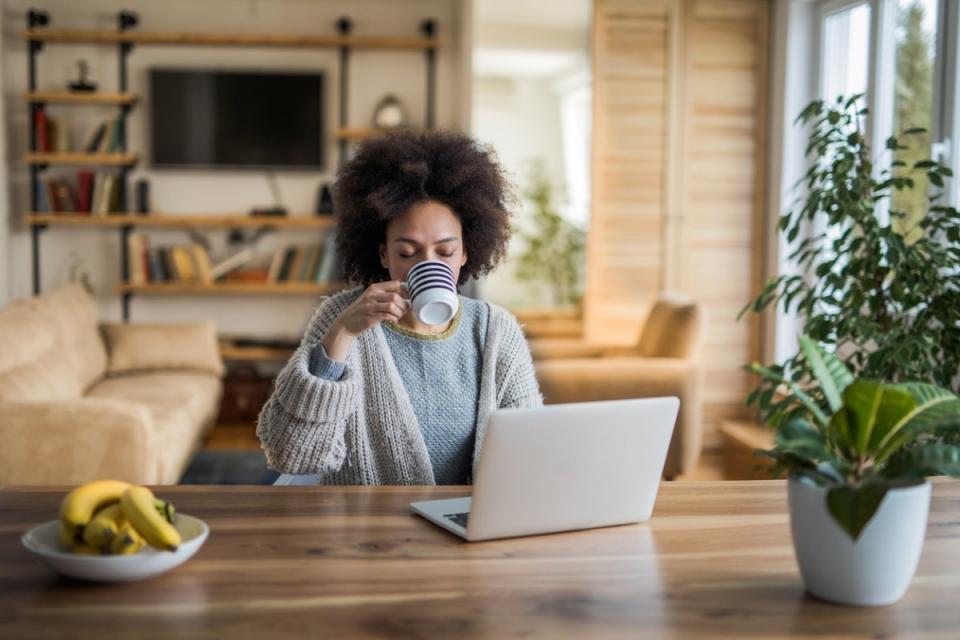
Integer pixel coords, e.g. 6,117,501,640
753,336,960,606
741,94,960,606
514,160,586,309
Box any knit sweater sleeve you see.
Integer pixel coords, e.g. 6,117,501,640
256,289,363,474
493,307,544,409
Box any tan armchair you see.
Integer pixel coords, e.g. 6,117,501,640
530,294,705,478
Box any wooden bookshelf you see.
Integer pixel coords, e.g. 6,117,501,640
25,152,138,166
118,282,346,295
23,91,137,105
27,213,335,228
333,127,433,141
23,30,439,51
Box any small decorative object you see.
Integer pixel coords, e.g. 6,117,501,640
68,59,97,93
315,182,334,216
749,336,960,606
372,94,409,129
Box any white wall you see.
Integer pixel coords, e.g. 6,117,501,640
472,74,569,308
1,0,469,336
469,0,590,309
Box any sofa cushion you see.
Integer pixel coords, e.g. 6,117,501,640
0,300,83,401
637,295,704,359
102,321,225,377
86,371,222,483
30,282,108,392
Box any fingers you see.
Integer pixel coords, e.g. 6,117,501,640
369,291,410,309
372,280,406,295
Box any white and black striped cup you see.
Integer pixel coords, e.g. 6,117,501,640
403,260,459,325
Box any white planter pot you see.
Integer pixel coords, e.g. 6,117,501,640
788,477,931,607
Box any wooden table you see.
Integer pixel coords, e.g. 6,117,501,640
2,481,958,639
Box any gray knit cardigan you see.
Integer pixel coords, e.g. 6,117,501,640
256,287,544,484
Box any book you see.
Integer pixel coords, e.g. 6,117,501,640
85,122,107,153
46,117,57,152
315,232,338,282
34,108,49,152
107,174,121,213
53,117,70,152
42,178,58,213
191,244,214,285
77,171,94,213
160,248,178,282
210,246,255,281
276,247,297,282
172,246,196,282
127,234,147,286
298,245,319,281
97,119,116,153
266,248,286,283
53,180,75,213
306,243,325,281
146,248,165,282
287,247,307,283
35,180,47,213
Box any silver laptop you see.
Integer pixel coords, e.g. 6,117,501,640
410,397,679,541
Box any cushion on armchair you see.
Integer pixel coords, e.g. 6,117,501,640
102,320,225,377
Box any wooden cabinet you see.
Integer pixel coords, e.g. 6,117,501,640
588,0,770,438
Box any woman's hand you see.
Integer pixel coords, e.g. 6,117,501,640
321,282,409,362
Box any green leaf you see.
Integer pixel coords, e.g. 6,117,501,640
902,127,927,135
827,483,889,540
798,335,852,413
749,362,831,428
776,417,831,460
874,383,960,460
882,444,960,478
842,381,916,455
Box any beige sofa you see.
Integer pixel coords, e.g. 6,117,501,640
529,294,706,479
0,283,224,486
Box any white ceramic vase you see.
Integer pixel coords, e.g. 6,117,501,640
788,477,931,607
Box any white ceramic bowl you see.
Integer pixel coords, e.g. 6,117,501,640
21,514,209,582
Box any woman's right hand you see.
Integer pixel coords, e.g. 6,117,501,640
321,282,409,362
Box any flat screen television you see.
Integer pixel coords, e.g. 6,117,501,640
149,69,325,169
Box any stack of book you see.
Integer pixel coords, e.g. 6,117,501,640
37,171,121,215
32,111,125,154
267,234,342,283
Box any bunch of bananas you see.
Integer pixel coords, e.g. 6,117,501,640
59,480,182,555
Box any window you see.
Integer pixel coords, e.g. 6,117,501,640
821,2,872,101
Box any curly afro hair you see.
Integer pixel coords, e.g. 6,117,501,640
332,129,515,286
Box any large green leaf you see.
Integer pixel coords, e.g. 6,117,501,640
842,381,916,455
826,483,889,540
748,362,830,428
798,335,854,414
882,444,960,478
776,417,831,460
874,383,960,461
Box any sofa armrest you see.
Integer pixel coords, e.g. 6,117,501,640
534,357,703,478
101,320,224,377
0,398,160,486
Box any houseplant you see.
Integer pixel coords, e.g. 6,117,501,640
514,160,586,308
753,336,960,605
741,94,960,605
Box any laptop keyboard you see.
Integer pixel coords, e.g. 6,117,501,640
444,512,470,528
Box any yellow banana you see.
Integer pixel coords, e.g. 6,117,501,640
59,480,131,531
70,541,103,555
110,521,146,555
154,498,177,524
59,521,80,548
82,504,126,548
121,486,181,551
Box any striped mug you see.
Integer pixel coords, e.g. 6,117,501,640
403,260,459,325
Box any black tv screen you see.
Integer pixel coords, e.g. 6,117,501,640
150,69,324,169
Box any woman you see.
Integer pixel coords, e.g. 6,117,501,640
257,130,543,485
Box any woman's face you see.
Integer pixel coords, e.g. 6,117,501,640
379,200,468,284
